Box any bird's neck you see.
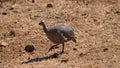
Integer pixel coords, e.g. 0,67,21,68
42,23,48,32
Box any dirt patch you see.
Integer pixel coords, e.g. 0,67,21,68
0,0,120,68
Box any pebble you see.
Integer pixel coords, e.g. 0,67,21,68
46,3,53,8
0,42,8,47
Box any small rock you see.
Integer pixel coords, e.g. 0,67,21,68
12,4,17,7
9,7,14,10
81,13,87,16
19,54,22,56
103,48,108,52
2,12,7,15
25,45,35,52
79,53,84,57
73,48,77,51
9,30,16,37
115,10,120,14
19,49,22,52
46,3,53,8
61,59,69,63
0,42,8,47
27,57,31,60
32,0,35,3
76,44,79,46
13,10,19,13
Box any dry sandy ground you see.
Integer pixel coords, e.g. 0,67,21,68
0,0,120,68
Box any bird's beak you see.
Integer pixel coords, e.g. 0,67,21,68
39,22,41,25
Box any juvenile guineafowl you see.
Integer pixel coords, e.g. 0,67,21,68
39,20,76,54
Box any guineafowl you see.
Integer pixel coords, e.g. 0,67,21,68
39,20,76,54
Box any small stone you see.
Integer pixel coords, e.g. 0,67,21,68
103,48,108,52
9,30,16,37
19,54,22,56
61,59,69,63
46,3,53,8
9,7,14,10
81,13,87,16
32,0,35,3
25,45,35,52
2,12,7,15
27,57,31,60
73,48,77,51
79,53,84,57
0,42,8,47
115,10,120,14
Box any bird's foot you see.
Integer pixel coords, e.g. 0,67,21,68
48,45,59,52
59,51,64,54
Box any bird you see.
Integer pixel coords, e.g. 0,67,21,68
39,20,76,54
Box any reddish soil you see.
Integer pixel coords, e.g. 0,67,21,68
0,0,120,68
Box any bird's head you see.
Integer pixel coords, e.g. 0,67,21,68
39,20,45,25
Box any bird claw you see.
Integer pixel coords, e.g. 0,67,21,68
59,51,64,54
48,45,59,52
48,46,54,52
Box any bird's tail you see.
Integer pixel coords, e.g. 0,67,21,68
72,37,76,43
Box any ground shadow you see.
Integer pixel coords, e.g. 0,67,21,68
21,53,59,64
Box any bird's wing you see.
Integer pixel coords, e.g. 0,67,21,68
61,26,75,37
57,30,67,41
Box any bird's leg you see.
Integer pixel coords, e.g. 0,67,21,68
60,43,64,54
48,44,59,52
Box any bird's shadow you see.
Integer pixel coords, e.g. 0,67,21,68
21,53,60,64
